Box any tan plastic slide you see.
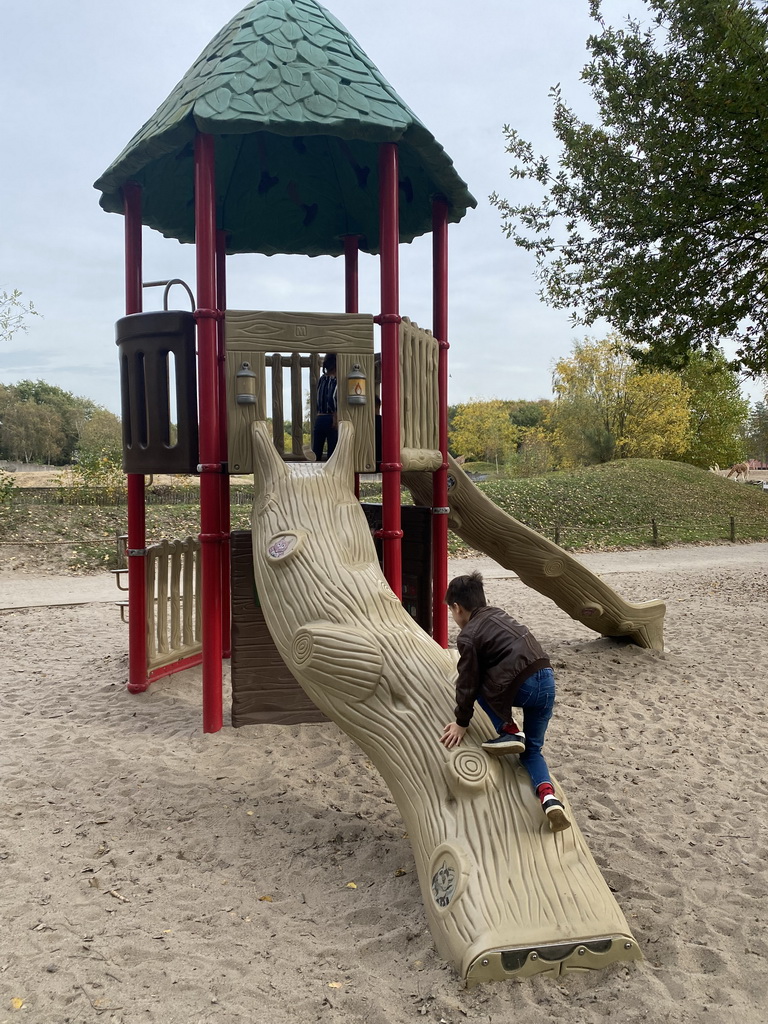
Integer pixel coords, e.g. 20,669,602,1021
404,455,666,651
250,422,641,984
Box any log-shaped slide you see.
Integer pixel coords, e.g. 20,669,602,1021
250,422,641,984
405,455,666,651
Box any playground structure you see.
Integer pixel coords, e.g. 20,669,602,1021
95,0,656,983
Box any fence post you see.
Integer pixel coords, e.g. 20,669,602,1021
554,524,560,546
651,518,659,546
730,516,736,543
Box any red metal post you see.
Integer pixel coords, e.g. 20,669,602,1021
432,198,450,647
344,235,360,498
123,182,149,694
344,235,359,314
216,230,231,659
377,144,402,597
194,133,224,733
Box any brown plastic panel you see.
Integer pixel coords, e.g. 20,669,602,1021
361,504,432,633
230,529,327,727
116,310,199,475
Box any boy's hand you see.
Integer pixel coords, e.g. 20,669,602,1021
440,723,467,749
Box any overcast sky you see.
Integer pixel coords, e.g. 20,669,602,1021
1,0,763,415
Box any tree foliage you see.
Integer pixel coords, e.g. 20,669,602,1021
491,0,768,376
0,381,121,466
0,290,39,343
678,351,749,466
745,400,768,462
450,399,519,466
550,335,692,464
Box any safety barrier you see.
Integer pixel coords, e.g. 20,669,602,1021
145,536,201,672
399,317,440,471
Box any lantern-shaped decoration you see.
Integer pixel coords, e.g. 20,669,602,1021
347,363,367,405
236,361,257,405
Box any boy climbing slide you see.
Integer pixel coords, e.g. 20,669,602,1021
439,571,571,833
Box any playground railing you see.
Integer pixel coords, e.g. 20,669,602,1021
399,317,440,470
145,535,201,672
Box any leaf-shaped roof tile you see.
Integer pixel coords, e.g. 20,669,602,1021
94,0,476,256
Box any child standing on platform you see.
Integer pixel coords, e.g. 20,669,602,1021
312,353,338,461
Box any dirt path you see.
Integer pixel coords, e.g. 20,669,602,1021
1,541,765,610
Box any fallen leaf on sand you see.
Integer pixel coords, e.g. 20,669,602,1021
11,997,25,1009
345,882,357,889
259,895,273,902
328,982,343,989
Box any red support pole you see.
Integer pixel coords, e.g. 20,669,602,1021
344,235,360,498
194,133,224,734
377,143,402,597
123,182,149,694
432,198,450,648
344,235,359,314
216,229,231,660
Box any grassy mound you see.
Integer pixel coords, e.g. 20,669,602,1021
477,460,768,550
2,460,765,571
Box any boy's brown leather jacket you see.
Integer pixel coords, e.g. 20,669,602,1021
454,605,551,728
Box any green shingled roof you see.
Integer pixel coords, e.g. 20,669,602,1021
94,0,476,256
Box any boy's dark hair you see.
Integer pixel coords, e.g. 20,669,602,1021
323,352,337,373
445,571,487,611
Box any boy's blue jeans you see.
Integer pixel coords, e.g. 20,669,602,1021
476,667,556,791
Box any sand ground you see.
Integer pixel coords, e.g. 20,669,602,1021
1,545,767,1023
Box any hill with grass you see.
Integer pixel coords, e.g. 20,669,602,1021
2,459,767,572
475,460,768,550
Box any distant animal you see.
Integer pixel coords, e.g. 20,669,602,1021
726,462,750,482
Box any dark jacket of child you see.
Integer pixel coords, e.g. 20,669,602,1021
454,606,551,728
316,372,337,415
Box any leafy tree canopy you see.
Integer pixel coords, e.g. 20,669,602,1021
491,0,768,377
450,399,519,466
0,380,120,466
678,350,749,466
746,400,768,462
550,334,692,464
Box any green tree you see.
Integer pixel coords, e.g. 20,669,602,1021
505,426,557,477
551,335,691,464
491,0,768,376
63,406,125,500
0,395,42,464
0,289,39,343
450,399,519,469
507,399,553,429
678,352,749,467
76,408,123,466
745,401,768,463
0,381,117,466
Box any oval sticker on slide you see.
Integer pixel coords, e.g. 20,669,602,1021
267,533,299,560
